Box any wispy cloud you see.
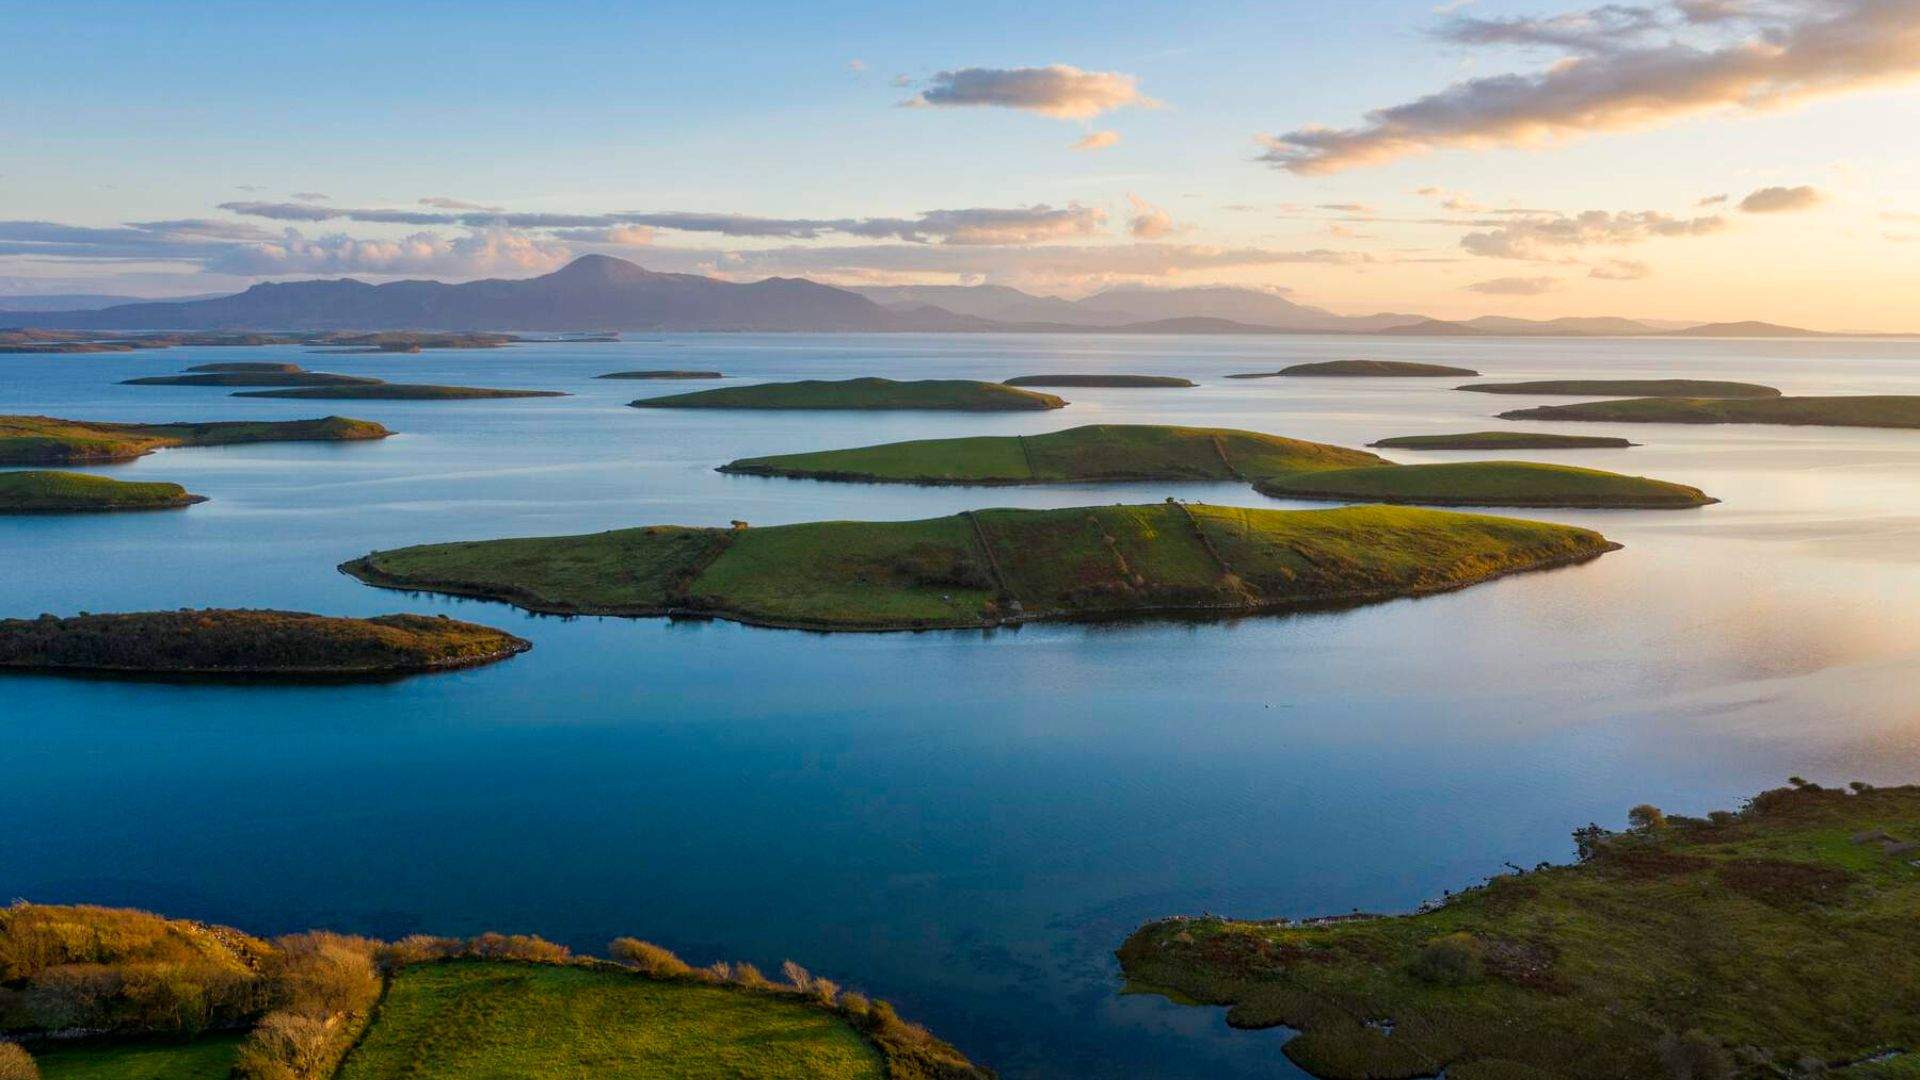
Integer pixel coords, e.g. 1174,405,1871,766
290,192,330,202
1738,184,1824,213
1461,208,1725,258
419,196,504,211
1126,195,1177,239
905,65,1155,119
1466,274,1560,294
1589,257,1653,279
1071,130,1122,151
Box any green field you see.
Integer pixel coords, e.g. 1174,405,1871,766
0,415,390,466
1002,374,1195,387
629,376,1066,411
0,470,205,512
1254,460,1713,508
344,502,1616,631
32,1035,243,1080
1119,781,1920,1080
336,962,883,1080
1459,378,1780,397
1368,431,1635,450
720,424,1383,485
234,384,565,400
1230,360,1480,378
1498,395,1920,429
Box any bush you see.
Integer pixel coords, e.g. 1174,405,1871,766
610,939,691,978
699,961,732,983
234,1011,336,1080
780,960,812,992
809,977,840,1006
730,962,769,989
1657,1029,1732,1080
0,1043,38,1080
264,933,379,1018
1628,804,1668,831
468,933,569,964
1408,933,1485,986
374,935,461,973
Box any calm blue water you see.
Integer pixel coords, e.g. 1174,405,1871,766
7,334,1920,1077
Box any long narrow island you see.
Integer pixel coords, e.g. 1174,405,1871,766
0,470,206,513
1459,378,1781,398
631,377,1067,411
343,503,1618,632
1498,395,1920,430
0,414,391,465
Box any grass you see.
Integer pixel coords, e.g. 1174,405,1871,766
1254,460,1714,508
123,372,382,387
0,610,530,677
1368,432,1635,450
1459,379,1781,397
595,370,724,379
1118,781,1920,1080
31,1035,244,1080
1497,395,1920,430
234,384,565,400
629,377,1066,411
0,415,390,465
1002,374,1195,387
720,424,1384,485
1229,361,1480,378
336,961,884,1080
0,471,204,513
343,503,1616,631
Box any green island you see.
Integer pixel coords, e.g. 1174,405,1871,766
1002,374,1196,388
720,424,1382,485
0,902,987,1080
0,610,529,678
1229,360,1481,378
1369,432,1637,450
1459,379,1781,398
1498,395,1920,430
0,470,205,513
307,331,518,351
629,377,1066,411
235,383,566,400
0,415,390,466
1117,779,1920,1080
342,502,1615,632
184,361,304,373
596,369,725,379
1255,460,1714,508
0,331,520,355
123,370,383,387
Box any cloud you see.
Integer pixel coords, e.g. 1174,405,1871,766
207,228,572,277
1259,0,1920,173
547,225,656,245
1466,274,1560,294
910,205,1107,244
1697,192,1729,205
419,196,504,211
1461,208,1725,257
1126,195,1177,239
1738,184,1824,212
1589,257,1653,279
1071,130,1122,151
905,65,1154,119
291,192,330,202
1317,202,1378,214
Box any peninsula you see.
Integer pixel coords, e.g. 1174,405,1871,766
0,470,206,512
1369,432,1636,450
631,377,1066,411
1254,461,1713,508
1459,379,1781,398
1229,360,1480,378
1118,779,1920,1080
1498,395,1920,430
342,503,1617,632
0,415,391,465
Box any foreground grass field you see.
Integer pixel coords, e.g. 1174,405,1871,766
1459,378,1781,397
0,471,204,513
1368,431,1635,450
1498,395,1920,429
629,377,1066,411
0,415,389,465
337,962,882,1080
31,1035,243,1080
1119,780,1920,1080
1254,460,1714,508
343,502,1616,631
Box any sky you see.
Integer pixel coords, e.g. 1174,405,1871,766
3,0,1919,329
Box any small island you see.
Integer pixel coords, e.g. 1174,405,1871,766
307,330,519,350
1229,360,1481,378
1255,460,1714,508
0,609,530,679
0,470,206,513
343,503,1617,632
0,902,985,1080
595,369,725,379
184,361,305,374
1369,431,1637,450
1117,779,1920,1080
1003,374,1196,388
1459,378,1781,398
235,383,567,400
630,377,1067,411
0,414,391,465
1498,395,1920,430
124,369,384,387
720,424,1383,485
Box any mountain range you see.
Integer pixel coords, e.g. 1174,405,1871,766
3,255,1833,337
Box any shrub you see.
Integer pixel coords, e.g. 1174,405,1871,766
374,935,461,973
609,939,691,978
264,933,379,1019
730,962,769,989
234,1011,336,1080
780,960,812,992
809,977,840,1006
0,1043,37,1080
839,990,870,1019
1657,1029,1733,1080
699,961,732,983
1628,804,1668,831
1408,933,1485,986
467,933,569,964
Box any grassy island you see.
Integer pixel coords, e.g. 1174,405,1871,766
1230,361,1481,378
0,610,529,678
1498,395,1920,430
719,424,1383,485
0,903,986,1080
1459,379,1781,398
123,370,383,387
235,383,566,400
1255,461,1713,508
1003,374,1196,388
184,361,304,373
343,503,1615,632
1118,779,1920,1080
1369,432,1637,450
0,470,205,513
596,369,725,379
630,377,1066,411
0,415,390,465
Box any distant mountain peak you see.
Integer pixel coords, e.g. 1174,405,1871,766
545,253,655,283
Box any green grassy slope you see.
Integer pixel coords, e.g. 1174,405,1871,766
630,377,1066,411
1118,781,1920,1080
1459,379,1780,397
1369,432,1635,450
0,415,390,465
33,1035,244,1080
1497,395,1920,429
234,384,565,400
0,470,204,512
336,962,883,1080
1254,461,1714,508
